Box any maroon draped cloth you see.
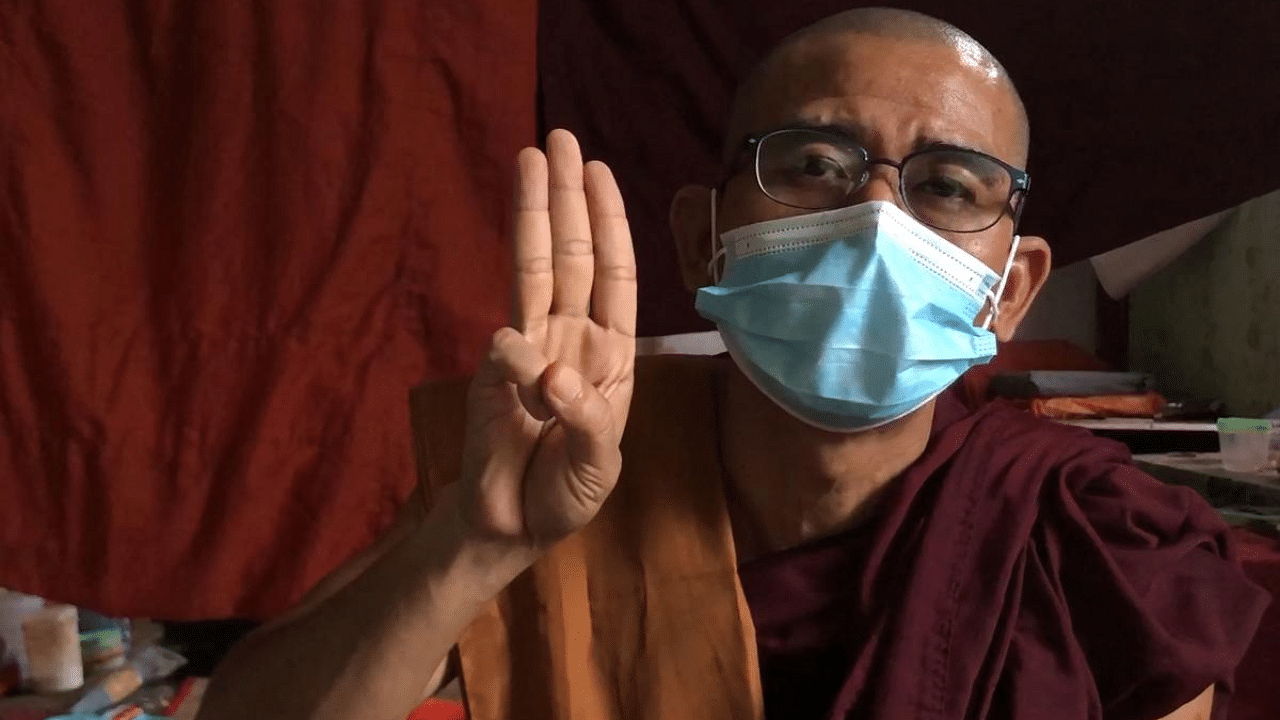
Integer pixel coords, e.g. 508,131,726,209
1229,529,1280,720
739,389,1269,720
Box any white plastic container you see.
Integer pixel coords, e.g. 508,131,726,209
0,588,45,683
1217,418,1272,473
21,603,84,692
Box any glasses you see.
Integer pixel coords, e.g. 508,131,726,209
741,127,1030,233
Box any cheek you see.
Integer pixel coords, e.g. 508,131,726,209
952,239,1002,272
717,174,812,235
948,222,1016,273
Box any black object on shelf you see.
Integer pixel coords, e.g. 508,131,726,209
988,371,1156,399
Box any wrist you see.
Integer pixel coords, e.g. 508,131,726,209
417,488,540,600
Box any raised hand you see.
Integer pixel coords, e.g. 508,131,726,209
458,129,637,549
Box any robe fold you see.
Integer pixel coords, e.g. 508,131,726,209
409,354,1267,720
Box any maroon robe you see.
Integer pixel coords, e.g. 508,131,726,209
415,355,1268,720
740,385,1269,720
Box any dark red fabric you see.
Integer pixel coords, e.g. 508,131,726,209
0,1,535,619
538,0,1280,336
738,388,1268,720
1226,528,1280,720
739,515,879,719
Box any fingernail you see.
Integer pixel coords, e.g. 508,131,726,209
548,365,583,404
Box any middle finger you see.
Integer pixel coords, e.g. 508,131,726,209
547,129,594,317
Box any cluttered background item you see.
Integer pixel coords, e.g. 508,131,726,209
0,591,465,720
0,594,185,720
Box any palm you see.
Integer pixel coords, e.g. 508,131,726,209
461,130,637,547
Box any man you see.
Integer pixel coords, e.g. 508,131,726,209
198,8,1265,720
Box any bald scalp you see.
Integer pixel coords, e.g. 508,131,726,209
725,7,1030,165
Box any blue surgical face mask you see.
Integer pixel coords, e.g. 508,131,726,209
695,198,1019,432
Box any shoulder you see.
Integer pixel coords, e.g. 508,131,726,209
943,397,1147,503
964,399,1125,460
1025,456,1266,719
956,406,1269,718
945,398,1245,588
959,399,1226,546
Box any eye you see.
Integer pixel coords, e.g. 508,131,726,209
755,130,866,209
902,149,1017,230
905,151,1009,208
798,152,849,179
915,173,977,202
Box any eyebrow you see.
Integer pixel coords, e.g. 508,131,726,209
786,120,990,157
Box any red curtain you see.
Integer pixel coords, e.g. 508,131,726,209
538,0,1280,336
2,0,1277,621
0,0,535,619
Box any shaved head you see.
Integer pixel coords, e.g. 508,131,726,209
725,7,1029,165
671,6,1052,355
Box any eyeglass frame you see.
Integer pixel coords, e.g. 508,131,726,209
726,126,1032,234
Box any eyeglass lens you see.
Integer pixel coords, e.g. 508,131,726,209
755,129,1016,232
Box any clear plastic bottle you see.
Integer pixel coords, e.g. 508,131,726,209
78,608,133,676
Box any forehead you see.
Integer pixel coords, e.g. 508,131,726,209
739,33,1023,163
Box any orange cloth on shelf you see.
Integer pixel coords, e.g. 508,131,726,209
958,340,1112,409
958,341,1167,419
1027,391,1168,420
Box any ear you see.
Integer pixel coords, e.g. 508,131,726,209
990,234,1052,341
669,184,716,291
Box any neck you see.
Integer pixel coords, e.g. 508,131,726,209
716,360,935,560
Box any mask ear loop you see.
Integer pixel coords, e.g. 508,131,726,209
706,188,727,284
981,234,1021,331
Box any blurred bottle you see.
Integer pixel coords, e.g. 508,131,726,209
0,588,46,688
21,603,84,693
78,609,132,677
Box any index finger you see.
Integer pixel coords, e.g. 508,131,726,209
584,160,636,337
512,147,553,332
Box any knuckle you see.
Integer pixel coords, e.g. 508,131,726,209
491,326,519,343
489,327,520,354
578,391,617,437
554,239,593,256
568,459,618,508
517,256,554,274
598,264,637,281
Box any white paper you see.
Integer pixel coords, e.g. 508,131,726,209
636,331,726,356
1089,210,1232,299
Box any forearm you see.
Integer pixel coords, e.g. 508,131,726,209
198,492,536,720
